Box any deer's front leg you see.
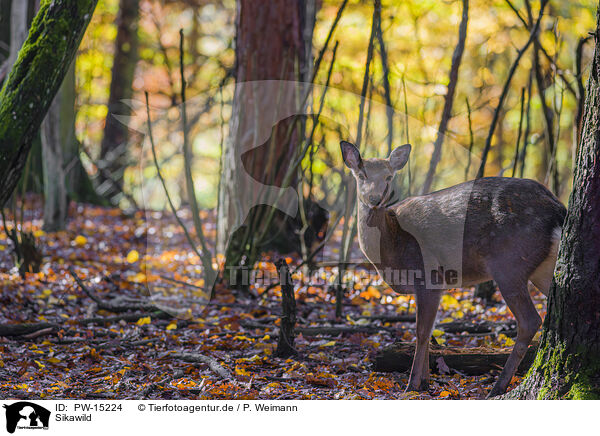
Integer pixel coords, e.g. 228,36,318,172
406,289,442,392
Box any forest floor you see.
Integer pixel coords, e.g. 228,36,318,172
0,200,547,399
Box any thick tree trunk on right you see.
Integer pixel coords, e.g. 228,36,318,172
98,0,139,200
506,4,600,399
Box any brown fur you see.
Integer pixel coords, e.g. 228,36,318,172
341,141,566,397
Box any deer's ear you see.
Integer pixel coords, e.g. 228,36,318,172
340,141,363,171
388,144,411,171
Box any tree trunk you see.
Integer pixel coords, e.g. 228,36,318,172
41,56,102,230
0,0,98,206
6,0,28,74
41,62,74,231
0,0,11,75
506,4,600,399
98,0,139,200
217,0,315,275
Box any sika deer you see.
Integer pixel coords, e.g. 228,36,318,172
340,140,566,397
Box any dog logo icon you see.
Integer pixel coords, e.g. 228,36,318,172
3,402,50,433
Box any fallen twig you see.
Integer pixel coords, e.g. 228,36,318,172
0,322,59,337
171,352,232,380
373,342,537,375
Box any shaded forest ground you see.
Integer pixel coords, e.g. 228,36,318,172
0,198,547,399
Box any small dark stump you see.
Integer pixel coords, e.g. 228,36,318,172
274,259,298,357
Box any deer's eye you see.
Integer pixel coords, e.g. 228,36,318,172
358,173,366,180
386,175,393,181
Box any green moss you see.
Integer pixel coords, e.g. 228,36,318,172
537,386,549,399
0,0,97,204
567,381,600,400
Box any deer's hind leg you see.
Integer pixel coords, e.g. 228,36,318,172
406,289,442,392
487,275,541,398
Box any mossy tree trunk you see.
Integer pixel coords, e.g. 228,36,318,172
506,4,600,399
0,0,97,206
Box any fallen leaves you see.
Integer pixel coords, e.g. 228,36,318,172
0,200,546,400
73,235,87,246
126,250,140,264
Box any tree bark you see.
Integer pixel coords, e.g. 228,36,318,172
41,61,74,231
42,57,104,230
6,0,28,74
373,342,536,376
98,0,139,199
275,259,297,357
0,0,11,76
217,0,315,273
0,0,98,206
506,3,600,399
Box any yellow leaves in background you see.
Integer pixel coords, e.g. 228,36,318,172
136,316,151,326
441,294,459,309
130,272,147,283
73,235,87,246
359,286,381,300
432,329,444,338
235,366,251,376
166,321,177,330
126,249,140,263
498,334,515,347
432,329,446,344
452,310,465,319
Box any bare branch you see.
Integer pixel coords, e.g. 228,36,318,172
422,0,469,193
476,0,548,178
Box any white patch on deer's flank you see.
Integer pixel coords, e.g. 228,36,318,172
530,226,562,296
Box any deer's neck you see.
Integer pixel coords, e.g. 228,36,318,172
357,201,389,266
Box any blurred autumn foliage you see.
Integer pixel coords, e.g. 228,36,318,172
0,0,597,400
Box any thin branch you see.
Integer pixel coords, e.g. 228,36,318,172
574,36,592,159
356,3,378,149
476,0,548,178
311,0,349,84
519,68,534,177
171,352,233,380
511,87,526,177
505,0,575,97
464,97,474,181
402,75,412,194
422,0,469,193
179,29,216,285
145,92,208,288
374,0,394,155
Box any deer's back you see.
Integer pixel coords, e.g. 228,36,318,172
385,177,566,288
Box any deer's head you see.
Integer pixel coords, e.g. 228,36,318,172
340,141,411,208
